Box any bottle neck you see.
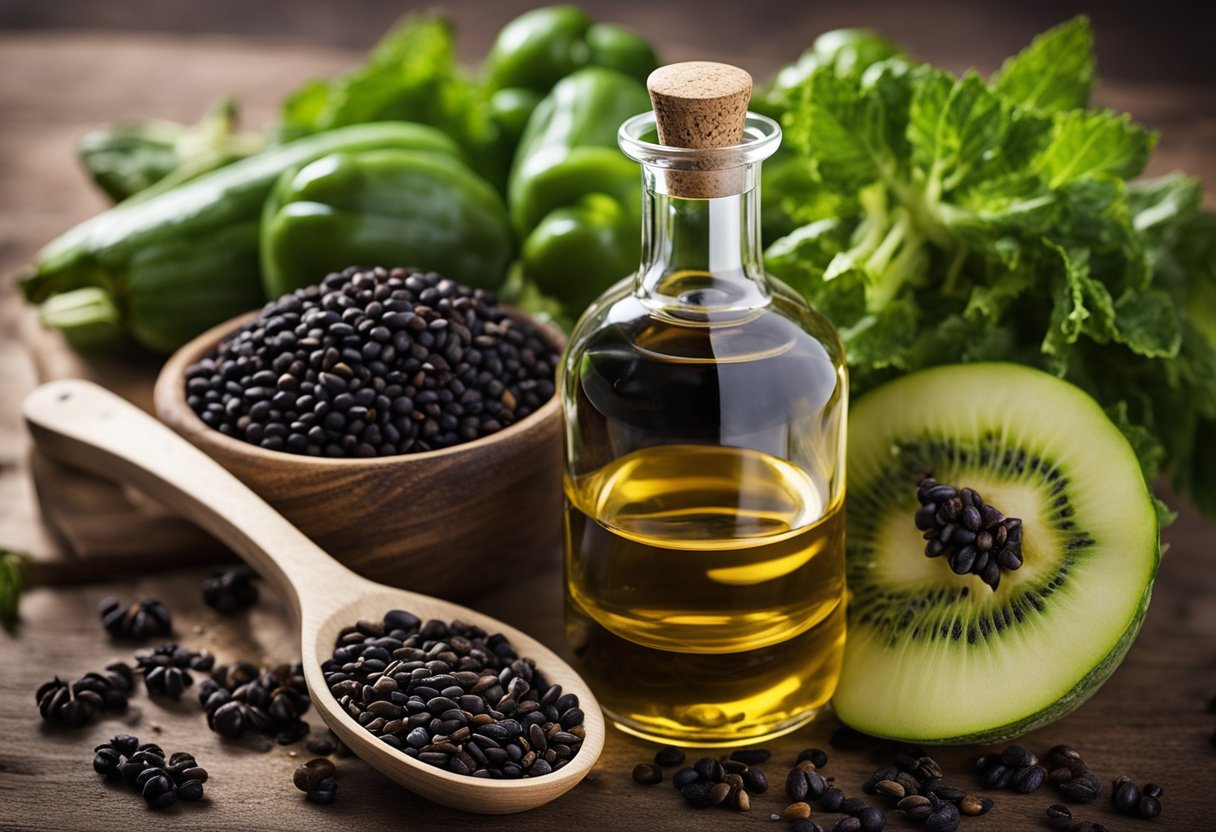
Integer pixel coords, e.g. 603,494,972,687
635,161,769,315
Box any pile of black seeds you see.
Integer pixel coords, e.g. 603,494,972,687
202,567,259,613
184,266,560,458
293,757,338,804
1040,744,1103,804
134,643,214,699
974,744,1047,794
98,596,172,639
1110,775,1163,819
92,734,208,809
321,610,584,778
199,660,311,744
668,753,769,812
915,477,1024,591
35,662,134,726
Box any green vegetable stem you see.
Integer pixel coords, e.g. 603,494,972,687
508,67,651,312
77,97,264,203
763,15,1216,521
261,149,514,298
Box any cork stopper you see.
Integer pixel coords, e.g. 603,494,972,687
647,61,753,198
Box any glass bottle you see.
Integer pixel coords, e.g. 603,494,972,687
560,63,848,745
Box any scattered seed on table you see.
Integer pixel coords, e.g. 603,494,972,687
958,793,992,816
632,763,662,785
822,786,846,812
98,596,172,639
833,818,861,832
782,802,811,820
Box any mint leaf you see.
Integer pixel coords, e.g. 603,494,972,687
1041,241,1116,367
909,71,1009,193
1035,109,1156,187
785,67,885,189
993,16,1095,114
1113,289,1182,358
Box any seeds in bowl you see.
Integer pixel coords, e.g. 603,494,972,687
184,266,560,458
322,610,585,778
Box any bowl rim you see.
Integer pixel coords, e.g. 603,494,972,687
154,303,565,468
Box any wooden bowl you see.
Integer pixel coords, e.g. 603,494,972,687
153,308,564,600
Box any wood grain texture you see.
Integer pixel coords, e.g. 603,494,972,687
153,309,565,601
0,25,1214,832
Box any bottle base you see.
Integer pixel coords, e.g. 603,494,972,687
606,704,825,748
566,594,846,747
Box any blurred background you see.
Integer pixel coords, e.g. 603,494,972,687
2,0,1214,84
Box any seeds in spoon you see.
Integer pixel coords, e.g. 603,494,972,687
321,610,585,778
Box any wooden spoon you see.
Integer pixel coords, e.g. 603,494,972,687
22,379,604,814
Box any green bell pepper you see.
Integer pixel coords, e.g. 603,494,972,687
484,5,658,94
261,149,513,297
23,121,461,353
507,67,650,312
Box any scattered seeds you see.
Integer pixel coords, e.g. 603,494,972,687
98,596,172,639
201,567,259,613
35,663,133,726
93,735,207,809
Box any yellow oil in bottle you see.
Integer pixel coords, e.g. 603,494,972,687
564,443,846,745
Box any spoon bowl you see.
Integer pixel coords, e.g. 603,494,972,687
23,379,604,814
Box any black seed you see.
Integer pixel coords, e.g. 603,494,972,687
1112,780,1140,812
1012,765,1046,793
632,763,662,785
1138,795,1162,819
673,767,699,790
857,807,885,832
743,767,768,794
1058,770,1102,803
786,768,808,802
822,787,845,812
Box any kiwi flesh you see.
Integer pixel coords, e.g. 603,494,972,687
834,363,1160,744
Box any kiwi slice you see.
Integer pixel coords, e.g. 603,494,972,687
835,363,1160,744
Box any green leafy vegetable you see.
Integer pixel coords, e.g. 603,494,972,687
767,15,1216,520
277,14,506,185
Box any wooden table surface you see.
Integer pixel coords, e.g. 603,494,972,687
2,20,1215,832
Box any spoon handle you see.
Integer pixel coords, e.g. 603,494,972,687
22,379,359,616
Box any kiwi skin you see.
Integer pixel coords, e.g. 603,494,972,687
833,362,1161,745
